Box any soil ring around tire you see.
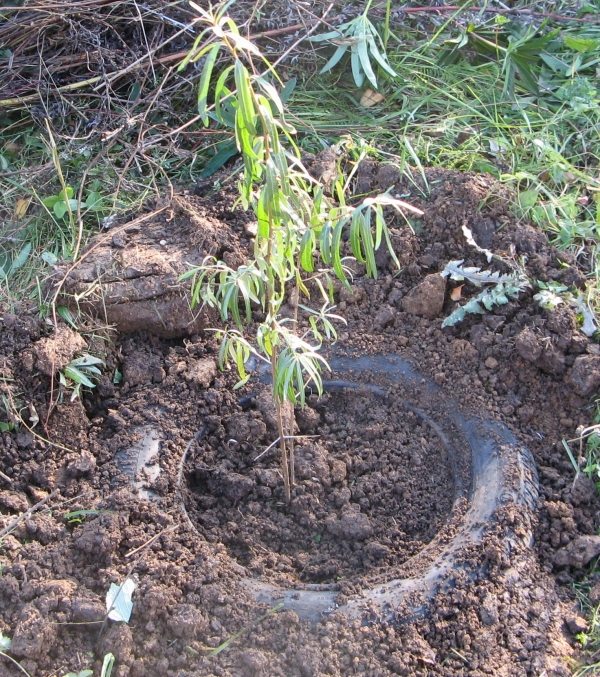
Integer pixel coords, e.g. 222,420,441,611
120,351,540,624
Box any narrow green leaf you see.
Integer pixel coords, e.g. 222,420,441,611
199,142,238,178
177,30,209,71
381,210,401,271
257,189,270,239
256,77,285,116
198,43,221,125
280,77,296,103
100,652,115,677
300,230,315,272
360,210,377,278
366,36,397,77
64,367,95,388
8,242,31,276
309,29,345,43
349,210,365,263
320,222,332,264
350,47,365,87
332,218,348,286
214,64,235,124
234,60,257,135
357,38,377,89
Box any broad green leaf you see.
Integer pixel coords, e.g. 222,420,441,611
54,201,68,219
58,186,74,200
564,35,599,53
199,141,238,178
85,191,103,210
518,189,538,209
54,199,78,219
41,251,58,265
42,195,60,209
320,44,348,74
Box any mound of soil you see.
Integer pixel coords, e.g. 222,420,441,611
1,166,599,676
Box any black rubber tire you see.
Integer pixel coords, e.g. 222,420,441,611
242,353,539,622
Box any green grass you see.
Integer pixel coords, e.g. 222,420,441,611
290,27,600,250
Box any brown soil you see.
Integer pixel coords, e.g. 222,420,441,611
1,166,599,677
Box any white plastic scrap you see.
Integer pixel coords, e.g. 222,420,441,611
106,578,137,623
461,225,493,262
0,631,11,650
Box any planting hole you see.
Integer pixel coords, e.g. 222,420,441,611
183,373,465,585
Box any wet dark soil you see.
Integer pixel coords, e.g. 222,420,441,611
1,166,599,676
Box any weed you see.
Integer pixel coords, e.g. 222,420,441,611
58,354,104,402
440,260,529,327
581,401,600,488
179,2,421,503
309,0,397,90
62,509,114,525
188,602,283,657
100,653,115,677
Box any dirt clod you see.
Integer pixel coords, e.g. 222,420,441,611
569,354,600,397
565,614,589,634
185,357,217,388
400,273,446,318
33,325,86,376
554,535,600,568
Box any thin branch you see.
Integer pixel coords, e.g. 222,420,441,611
0,489,59,538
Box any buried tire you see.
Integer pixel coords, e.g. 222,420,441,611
177,352,540,623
